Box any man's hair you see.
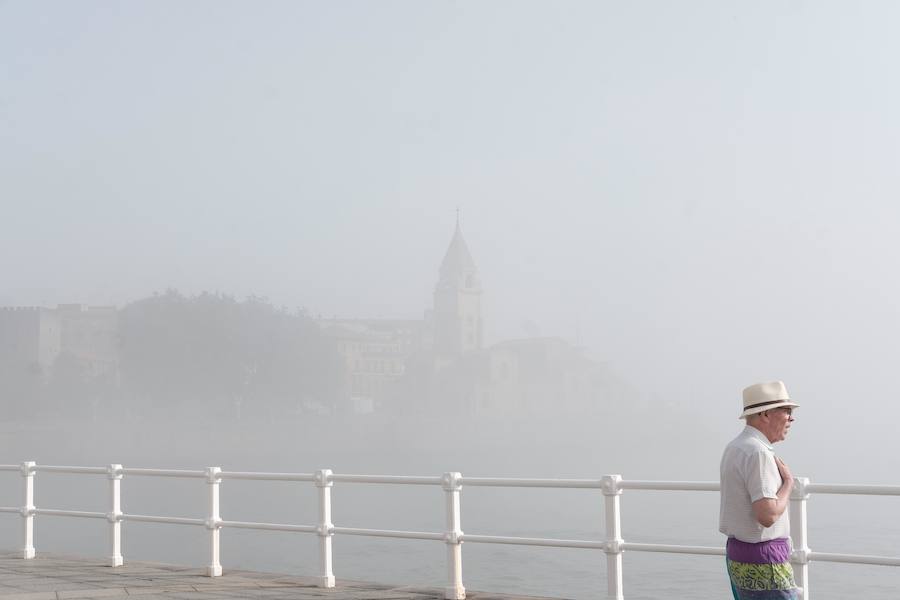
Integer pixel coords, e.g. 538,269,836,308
746,409,781,422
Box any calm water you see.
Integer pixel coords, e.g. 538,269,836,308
1,416,897,599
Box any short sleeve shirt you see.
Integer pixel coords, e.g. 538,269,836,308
719,425,790,543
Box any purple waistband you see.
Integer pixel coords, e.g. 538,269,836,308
726,537,791,564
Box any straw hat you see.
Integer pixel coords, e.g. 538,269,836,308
740,381,799,419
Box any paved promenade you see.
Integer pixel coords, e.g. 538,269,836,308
0,554,552,600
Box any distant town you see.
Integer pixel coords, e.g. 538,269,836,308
1,224,631,420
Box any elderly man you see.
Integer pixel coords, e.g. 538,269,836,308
720,381,800,600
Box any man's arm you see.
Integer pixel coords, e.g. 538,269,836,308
751,457,794,528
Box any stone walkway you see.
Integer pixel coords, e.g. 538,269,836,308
0,554,554,600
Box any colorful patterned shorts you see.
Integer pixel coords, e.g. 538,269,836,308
726,537,799,600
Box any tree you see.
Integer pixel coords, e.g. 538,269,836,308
118,290,342,417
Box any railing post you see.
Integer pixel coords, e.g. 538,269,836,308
790,476,811,599
107,464,124,567
602,474,624,600
205,467,222,577
314,469,335,588
20,461,35,559
442,471,465,600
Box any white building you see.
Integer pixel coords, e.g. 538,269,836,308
0,307,62,379
0,304,118,381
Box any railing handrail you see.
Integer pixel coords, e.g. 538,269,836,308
2,463,898,600
121,468,206,478
33,465,108,475
7,465,900,495
805,482,900,496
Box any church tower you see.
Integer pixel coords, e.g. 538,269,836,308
433,220,483,358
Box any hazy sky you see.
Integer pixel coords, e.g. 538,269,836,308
3,1,900,427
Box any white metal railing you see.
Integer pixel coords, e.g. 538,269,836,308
1,463,899,599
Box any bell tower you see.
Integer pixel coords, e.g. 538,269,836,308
433,219,483,358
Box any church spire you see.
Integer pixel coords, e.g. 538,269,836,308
433,219,483,357
439,220,477,282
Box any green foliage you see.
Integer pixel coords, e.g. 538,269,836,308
119,290,342,415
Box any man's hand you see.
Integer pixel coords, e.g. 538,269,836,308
776,457,794,490
752,457,795,528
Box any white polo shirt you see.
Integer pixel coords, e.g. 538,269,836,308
719,425,790,543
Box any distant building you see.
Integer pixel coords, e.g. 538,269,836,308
0,307,62,380
432,223,483,362
318,222,483,413
317,318,424,413
55,304,119,379
320,221,627,416
478,337,604,415
0,304,118,382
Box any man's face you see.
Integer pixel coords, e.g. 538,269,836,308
761,407,795,443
